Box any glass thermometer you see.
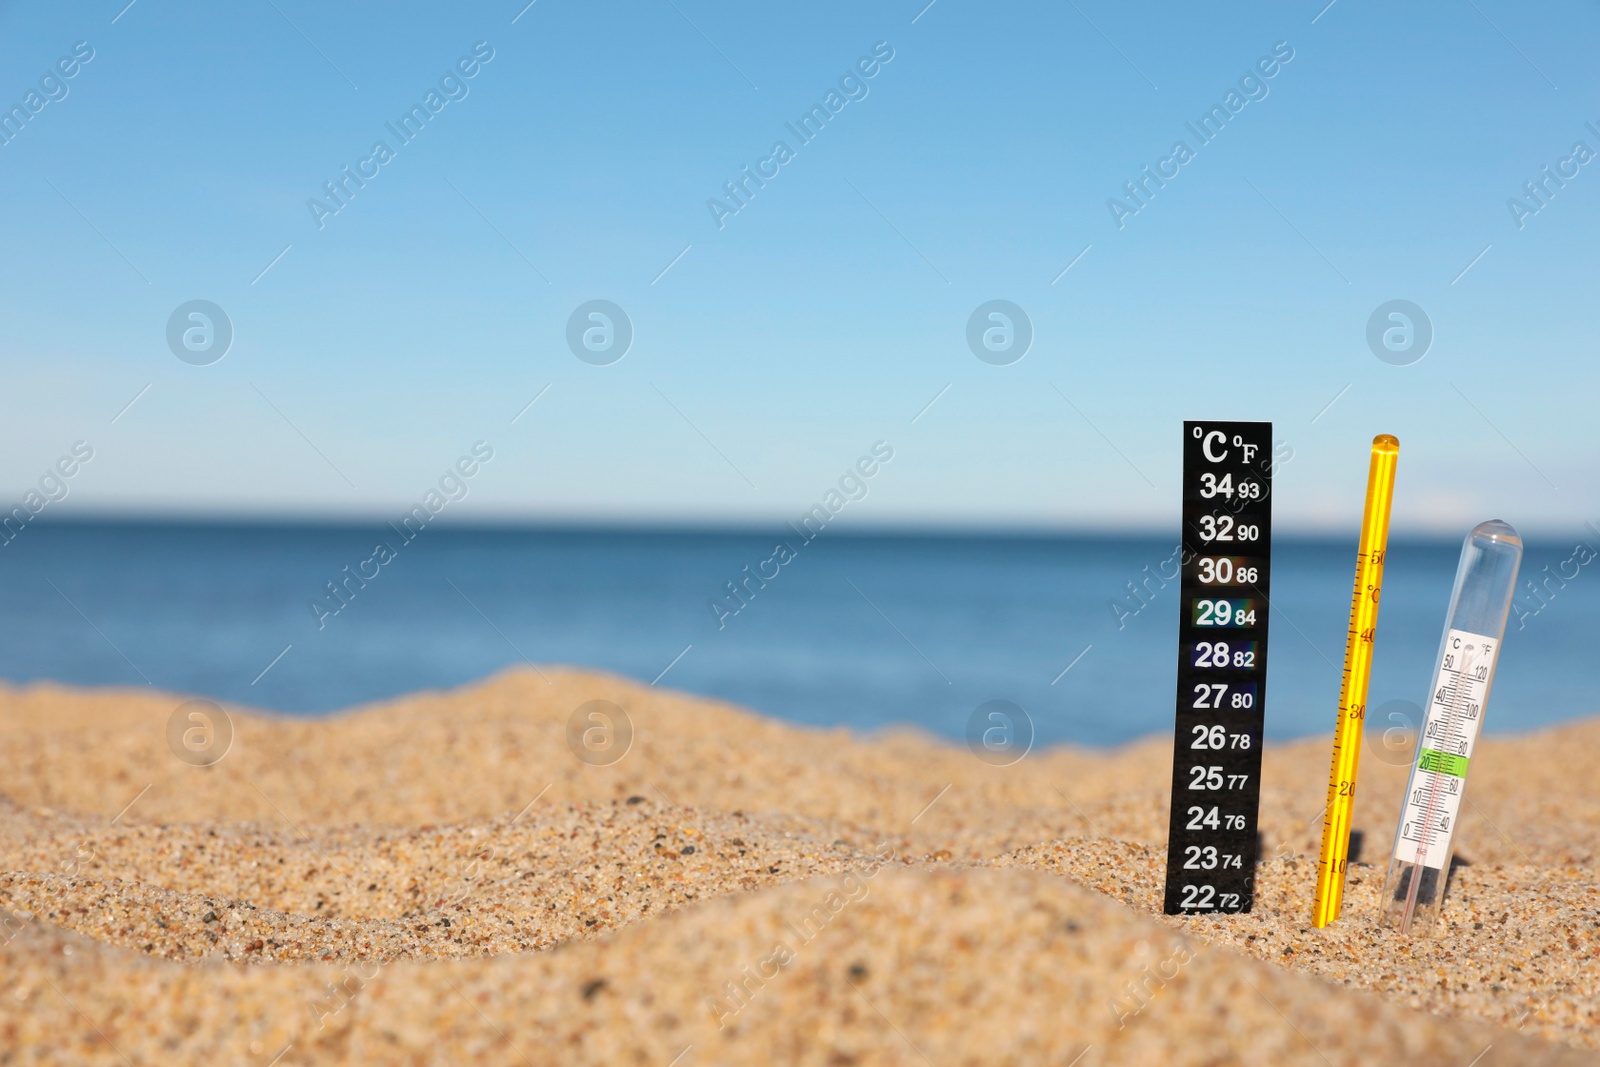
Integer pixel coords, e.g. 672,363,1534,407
1313,434,1399,927
1380,519,1522,935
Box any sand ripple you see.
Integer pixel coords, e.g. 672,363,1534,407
2,668,1595,1064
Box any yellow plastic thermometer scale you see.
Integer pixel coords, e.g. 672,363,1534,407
1312,434,1399,927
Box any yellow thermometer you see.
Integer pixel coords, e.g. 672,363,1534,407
1312,434,1399,927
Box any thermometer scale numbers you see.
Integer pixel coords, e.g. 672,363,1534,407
1163,421,1273,915
1393,629,1496,870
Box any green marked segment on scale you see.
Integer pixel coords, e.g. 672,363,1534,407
1417,748,1469,778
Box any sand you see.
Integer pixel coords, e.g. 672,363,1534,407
1,668,1596,1065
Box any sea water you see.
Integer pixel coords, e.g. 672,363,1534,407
0,522,1591,747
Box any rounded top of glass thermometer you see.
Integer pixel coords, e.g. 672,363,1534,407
1469,518,1521,548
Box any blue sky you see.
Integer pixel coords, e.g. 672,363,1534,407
1,0,1596,534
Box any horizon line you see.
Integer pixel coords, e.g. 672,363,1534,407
8,512,1576,543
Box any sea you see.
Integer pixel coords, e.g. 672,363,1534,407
0,522,1592,748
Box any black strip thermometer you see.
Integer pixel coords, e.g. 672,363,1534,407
1162,421,1273,915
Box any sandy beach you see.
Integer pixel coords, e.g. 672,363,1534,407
1,667,1596,1065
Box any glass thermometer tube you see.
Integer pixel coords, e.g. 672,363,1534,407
1312,434,1399,928
1380,519,1522,935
